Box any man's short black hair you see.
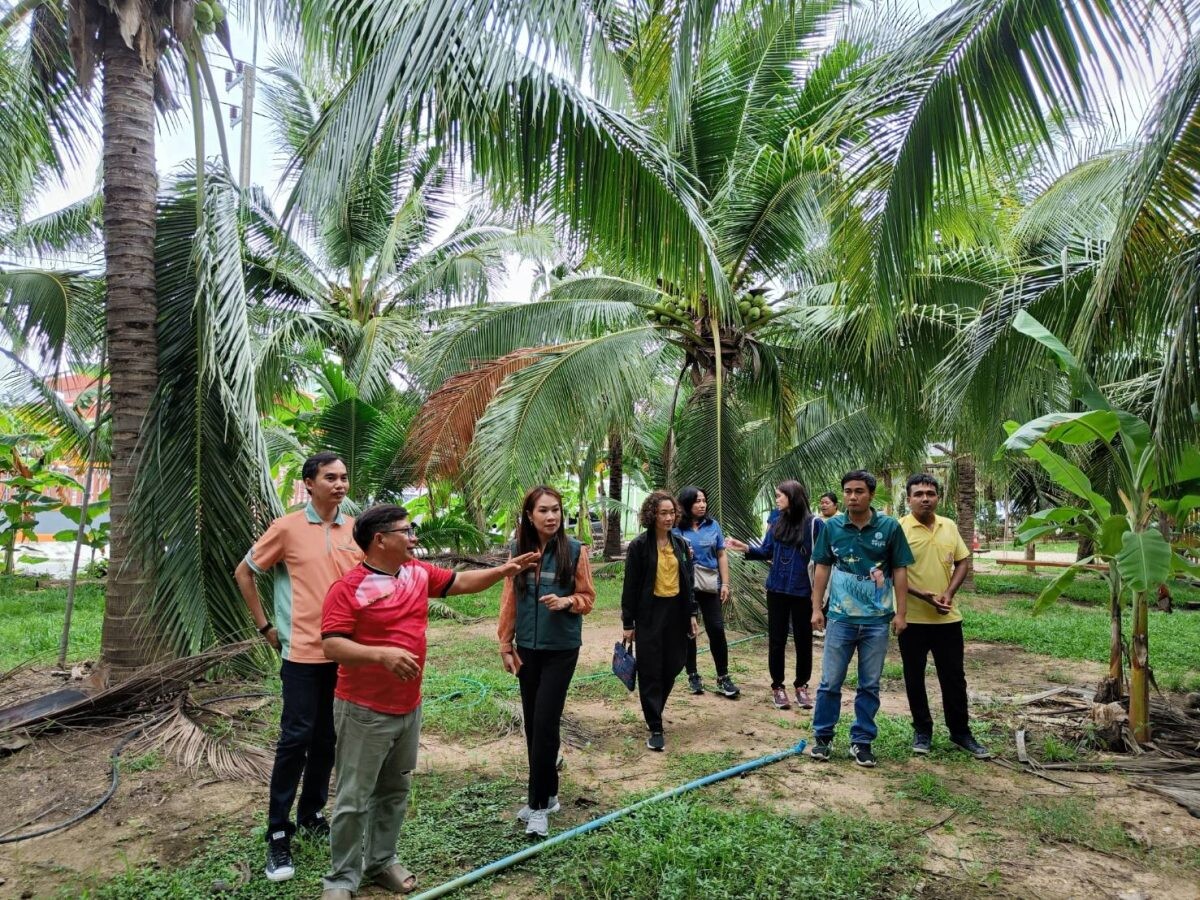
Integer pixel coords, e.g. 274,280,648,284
906,473,940,496
841,469,877,493
353,503,409,552
302,451,345,483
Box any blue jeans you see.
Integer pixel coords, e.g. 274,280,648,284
812,618,890,745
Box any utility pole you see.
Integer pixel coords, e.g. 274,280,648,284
238,62,256,186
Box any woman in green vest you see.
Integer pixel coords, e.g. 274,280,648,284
621,491,698,752
498,486,596,837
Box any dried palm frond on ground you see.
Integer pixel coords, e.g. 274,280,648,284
1003,686,1200,817
0,641,258,734
125,698,273,783
493,697,596,749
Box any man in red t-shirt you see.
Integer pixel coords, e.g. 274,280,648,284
319,504,538,900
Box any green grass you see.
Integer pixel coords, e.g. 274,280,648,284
441,575,624,619
960,597,1200,691
75,774,922,899
1039,734,1079,763
541,798,919,899
1018,798,1137,855
0,575,104,669
896,772,985,817
973,572,1200,607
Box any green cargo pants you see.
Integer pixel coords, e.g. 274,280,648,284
323,698,422,892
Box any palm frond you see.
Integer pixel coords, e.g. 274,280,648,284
407,347,544,483
418,298,646,386
843,0,1144,299
132,170,282,657
466,328,669,510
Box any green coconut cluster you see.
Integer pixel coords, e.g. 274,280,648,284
193,0,227,35
737,292,771,323
646,297,690,326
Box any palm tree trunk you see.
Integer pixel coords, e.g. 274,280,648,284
1023,540,1036,576
604,429,623,559
98,17,161,678
953,454,976,591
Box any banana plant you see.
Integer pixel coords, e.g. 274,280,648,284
1000,311,1200,742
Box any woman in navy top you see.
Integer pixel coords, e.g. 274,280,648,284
727,481,823,710
674,487,740,699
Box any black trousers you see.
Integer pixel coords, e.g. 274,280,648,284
767,591,813,689
685,590,729,677
635,593,689,732
898,621,971,738
268,660,338,839
516,646,580,809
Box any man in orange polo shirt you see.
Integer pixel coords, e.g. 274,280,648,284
234,452,363,882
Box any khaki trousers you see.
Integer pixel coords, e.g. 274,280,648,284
323,698,422,892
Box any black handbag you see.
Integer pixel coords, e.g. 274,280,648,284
612,639,637,691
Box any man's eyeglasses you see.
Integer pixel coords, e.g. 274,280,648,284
382,526,417,537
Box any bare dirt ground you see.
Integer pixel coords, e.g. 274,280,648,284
2,602,1199,900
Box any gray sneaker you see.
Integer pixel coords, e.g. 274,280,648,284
912,732,932,755
525,808,549,837
518,796,560,821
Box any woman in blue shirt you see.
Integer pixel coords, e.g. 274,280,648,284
727,481,823,710
674,487,740,699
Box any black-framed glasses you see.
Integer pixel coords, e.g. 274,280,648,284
382,526,417,537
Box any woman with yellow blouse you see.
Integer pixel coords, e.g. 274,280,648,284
620,491,698,751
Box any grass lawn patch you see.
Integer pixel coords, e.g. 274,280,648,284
0,575,104,669
959,598,1200,692
439,573,624,620
974,572,1200,608
541,797,919,899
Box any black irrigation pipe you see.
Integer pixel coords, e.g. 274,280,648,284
0,712,165,844
0,691,275,844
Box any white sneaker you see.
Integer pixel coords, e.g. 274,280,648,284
517,795,559,821
525,808,549,837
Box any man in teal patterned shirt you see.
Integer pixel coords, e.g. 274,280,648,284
809,470,913,768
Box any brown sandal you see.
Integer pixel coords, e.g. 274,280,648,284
371,863,417,894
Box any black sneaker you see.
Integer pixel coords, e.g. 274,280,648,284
299,811,330,839
716,675,741,698
850,742,877,767
912,732,932,755
810,738,832,761
265,831,295,882
646,731,665,751
687,673,704,695
950,734,992,759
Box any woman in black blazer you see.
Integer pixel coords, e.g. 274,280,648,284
621,491,698,752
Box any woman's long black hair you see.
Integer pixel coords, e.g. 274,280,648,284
771,480,813,548
517,485,572,587
676,486,708,530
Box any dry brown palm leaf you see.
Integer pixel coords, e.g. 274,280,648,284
0,640,257,733
128,700,273,783
406,348,545,480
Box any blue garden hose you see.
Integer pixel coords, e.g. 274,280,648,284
409,738,808,899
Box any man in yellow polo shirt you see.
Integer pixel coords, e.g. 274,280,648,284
234,452,363,882
899,473,991,759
